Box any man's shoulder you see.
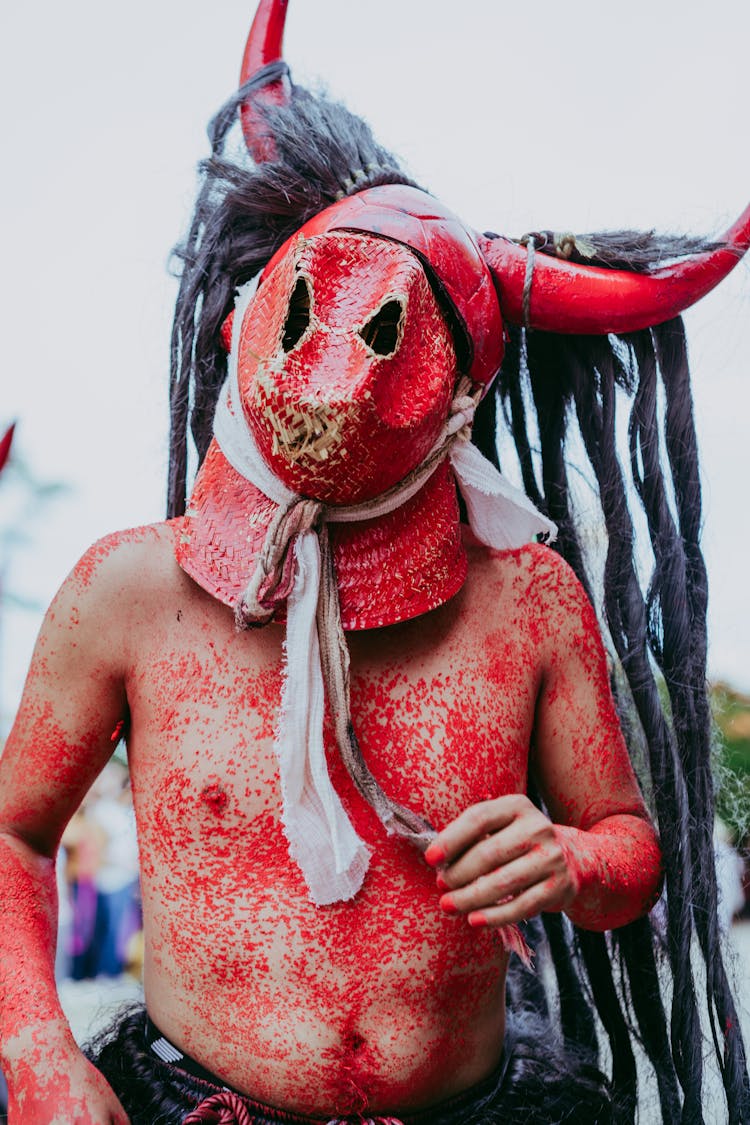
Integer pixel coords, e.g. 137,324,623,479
22,521,188,694
465,536,580,601
65,518,185,603
461,539,600,667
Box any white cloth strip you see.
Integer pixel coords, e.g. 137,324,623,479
215,370,449,525
449,439,558,548
215,372,556,548
214,277,295,507
275,532,370,904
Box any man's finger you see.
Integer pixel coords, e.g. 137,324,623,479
436,818,539,891
439,850,550,915
424,795,530,867
466,878,560,929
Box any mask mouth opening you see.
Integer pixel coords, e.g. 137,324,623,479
269,400,345,465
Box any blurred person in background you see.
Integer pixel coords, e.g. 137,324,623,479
61,761,140,981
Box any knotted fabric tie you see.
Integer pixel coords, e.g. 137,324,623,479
212,279,557,906
182,1093,406,1125
183,1090,254,1124
326,1119,405,1124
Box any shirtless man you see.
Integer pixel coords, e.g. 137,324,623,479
1,2,748,1122
0,499,662,1125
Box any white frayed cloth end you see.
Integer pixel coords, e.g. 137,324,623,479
276,533,370,905
449,440,557,549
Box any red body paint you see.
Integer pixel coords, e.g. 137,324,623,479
0,522,661,1118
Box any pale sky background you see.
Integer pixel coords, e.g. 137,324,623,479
0,0,748,730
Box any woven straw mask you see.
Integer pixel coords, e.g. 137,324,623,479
240,230,457,505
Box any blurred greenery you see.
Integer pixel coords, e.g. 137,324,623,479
712,682,750,844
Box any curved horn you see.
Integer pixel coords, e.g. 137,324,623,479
479,204,750,335
239,0,292,161
0,422,15,476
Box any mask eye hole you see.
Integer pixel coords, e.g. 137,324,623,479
281,277,312,352
359,300,404,358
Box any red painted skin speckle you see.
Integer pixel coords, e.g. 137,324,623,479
0,521,661,1121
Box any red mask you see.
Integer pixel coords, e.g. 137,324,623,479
240,230,456,504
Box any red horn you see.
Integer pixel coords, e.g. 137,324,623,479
479,204,750,335
239,0,291,161
0,422,16,476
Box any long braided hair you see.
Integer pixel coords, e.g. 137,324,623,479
475,304,750,1122
168,77,750,1124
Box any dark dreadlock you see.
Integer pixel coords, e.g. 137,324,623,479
475,285,750,1122
168,76,750,1124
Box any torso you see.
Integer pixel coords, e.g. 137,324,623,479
122,522,547,1115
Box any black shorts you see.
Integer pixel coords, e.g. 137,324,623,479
86,1005,612,1124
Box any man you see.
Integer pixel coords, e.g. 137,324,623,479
1,2,748,1122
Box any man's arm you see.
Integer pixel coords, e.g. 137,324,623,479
426,548,661,932
0,533,139,1124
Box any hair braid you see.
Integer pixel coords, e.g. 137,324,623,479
486,311,750,1119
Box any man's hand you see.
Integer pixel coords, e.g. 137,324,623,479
5,1031,130,1125
422,552,663,935
424,794,578,929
